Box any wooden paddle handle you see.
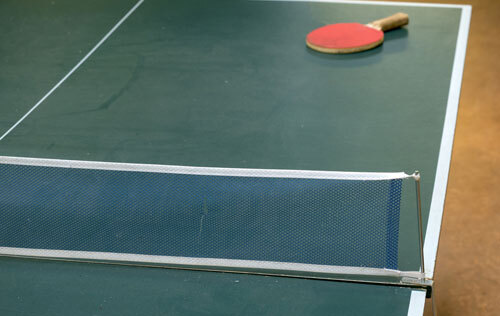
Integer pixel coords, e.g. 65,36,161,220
368,13,409,31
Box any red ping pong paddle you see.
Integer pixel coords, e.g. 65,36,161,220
306,13,409,54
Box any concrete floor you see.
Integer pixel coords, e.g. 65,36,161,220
432,1,500,314
383,0,500,314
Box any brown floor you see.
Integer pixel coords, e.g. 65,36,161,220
380,0,500,314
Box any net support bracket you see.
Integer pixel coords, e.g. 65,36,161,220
413,171,426,277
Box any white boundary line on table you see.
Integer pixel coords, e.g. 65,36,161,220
0,246,424,279
259,0,467,9
0,156,411,180
0,0,145,142
423,4,471,278
407,290,427,316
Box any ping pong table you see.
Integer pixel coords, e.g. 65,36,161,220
0,0,470,315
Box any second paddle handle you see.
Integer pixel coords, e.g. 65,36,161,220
369,13,409,31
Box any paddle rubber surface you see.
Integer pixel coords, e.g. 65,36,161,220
306,23,383,49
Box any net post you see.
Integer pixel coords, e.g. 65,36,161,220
413,171,425,276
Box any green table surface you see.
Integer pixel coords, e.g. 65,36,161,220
0,0,469,314
0,256,424,316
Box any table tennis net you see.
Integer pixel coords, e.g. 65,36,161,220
0,156,419,278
